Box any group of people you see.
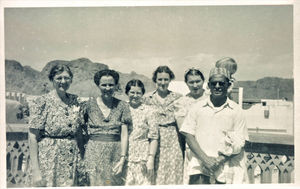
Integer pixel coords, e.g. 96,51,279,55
27,57,248,187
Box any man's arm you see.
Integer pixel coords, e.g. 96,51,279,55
182,132,219,172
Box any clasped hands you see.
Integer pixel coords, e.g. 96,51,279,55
203,155,226,174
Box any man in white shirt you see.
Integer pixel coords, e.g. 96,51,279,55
180,67,248,184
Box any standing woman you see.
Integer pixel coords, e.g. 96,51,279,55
174,68,206,184
144,65,183,185
28,64,83,187
83,69,131,186
124,79,159,185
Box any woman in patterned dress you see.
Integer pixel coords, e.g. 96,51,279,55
28,64,84,187
124,79,159,185
144,65,184,185
83,69,131,186
174,68,206,184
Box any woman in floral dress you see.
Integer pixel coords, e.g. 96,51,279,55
174,68,206,184
28,64,84,187
144,65,184,185
124,79,159,185
83,69,131,186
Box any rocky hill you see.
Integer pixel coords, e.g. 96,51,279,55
236,77,294,101
5,58,293,101
5,58,156,98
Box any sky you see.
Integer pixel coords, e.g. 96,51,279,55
4,5,293,81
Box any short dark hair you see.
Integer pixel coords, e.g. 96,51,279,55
125,79,145,95
48,64,73,81
152,66,175,83
184,68,205,83
94,69,119,86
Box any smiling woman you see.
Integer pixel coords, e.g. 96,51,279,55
82,69,131,186
27,64,85,187
144,66,184,185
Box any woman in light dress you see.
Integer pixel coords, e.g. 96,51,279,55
144,66,184,185
124,79,159,185
174,68,206,184
28,64,84,187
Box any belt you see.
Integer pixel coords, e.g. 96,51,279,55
158,122,177,127
41,135,75,140
89,133,121,142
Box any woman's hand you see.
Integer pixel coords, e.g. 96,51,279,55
146,156,155,182
32,171,46,187
112,156,125,176
33,179,47,187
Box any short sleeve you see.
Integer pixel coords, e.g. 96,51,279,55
179,105,198,136
173,97,188,120
120,101,132,126
78,100,90,133
230,109,249,154
220,108,249,156
146,106,159,140
27,95,47,130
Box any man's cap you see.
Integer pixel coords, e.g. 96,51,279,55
209,67,230,80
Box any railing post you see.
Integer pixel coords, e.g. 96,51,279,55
261,167,272,183
279,169,291,183
247,166,255,184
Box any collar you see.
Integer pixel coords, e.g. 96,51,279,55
129,103,146,111
202,97,234,110
147,90,181,99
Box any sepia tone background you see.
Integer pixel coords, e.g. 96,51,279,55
1,2,299,188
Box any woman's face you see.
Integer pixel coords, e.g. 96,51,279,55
128,85,143,107
98,75,117,98
52,71,72,92
156,72,170,92
186,74,204,95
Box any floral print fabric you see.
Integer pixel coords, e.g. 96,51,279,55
27,90,83,187
174,94,207,126
83,97,131,186
125,104,159,185
84,97,131,135
124,162,152,185
127,104,159,162
144,90,184,185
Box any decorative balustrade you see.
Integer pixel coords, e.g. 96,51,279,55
6,92,26,104
6,125,31,188
6,124,294,187
245,141,294,184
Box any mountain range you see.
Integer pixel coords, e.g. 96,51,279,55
5,58,293,101
5,58,156,99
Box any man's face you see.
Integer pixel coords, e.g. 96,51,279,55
208,74,230,99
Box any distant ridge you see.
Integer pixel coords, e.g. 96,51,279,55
5,58,293,100
236,77,293,101
5,58,156,97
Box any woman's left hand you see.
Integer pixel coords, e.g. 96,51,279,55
112,157,125,176
146,157,155,183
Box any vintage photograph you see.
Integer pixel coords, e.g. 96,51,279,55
2,2,295,188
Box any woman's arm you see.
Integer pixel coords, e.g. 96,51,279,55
120,124,128,159
113,124,128,175
147,139,158,167
146,138,158,183
28,128,45,185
